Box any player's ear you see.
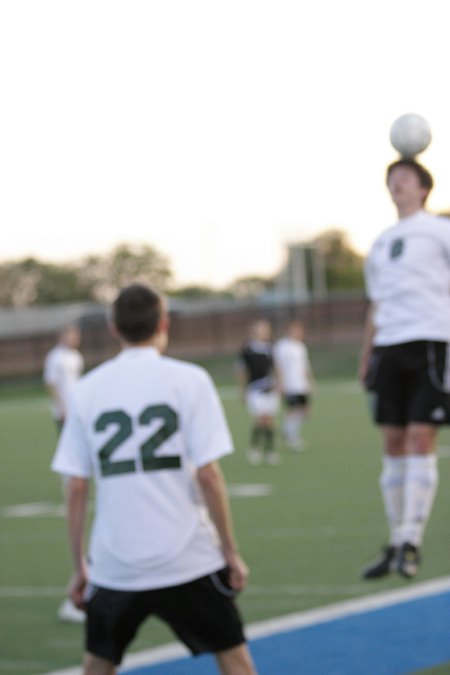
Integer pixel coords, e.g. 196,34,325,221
158,314,170,334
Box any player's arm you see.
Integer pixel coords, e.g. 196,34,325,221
272,352,283,393
65,475,90,609
359,304,375,386
196,461,248,591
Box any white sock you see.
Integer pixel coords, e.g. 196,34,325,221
283,414,303,444
401,454,438,547
379,456,407,547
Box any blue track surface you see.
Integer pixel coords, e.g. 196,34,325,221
123,591,450,675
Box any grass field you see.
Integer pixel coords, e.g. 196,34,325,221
1,349,450,674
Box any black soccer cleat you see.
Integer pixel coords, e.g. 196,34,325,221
362,545,398,579
397,542,421,579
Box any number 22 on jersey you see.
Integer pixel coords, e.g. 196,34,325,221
95,404,180,477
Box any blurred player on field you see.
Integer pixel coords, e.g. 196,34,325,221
236,319,280,465
273,320,314,450
43,324,85,623
52,284,256,675
359,158,450,580
44,324,84,432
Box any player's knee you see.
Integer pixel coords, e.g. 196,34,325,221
406,426,437,455
215,644,257,675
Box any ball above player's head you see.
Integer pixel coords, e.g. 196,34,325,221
389,113,431,159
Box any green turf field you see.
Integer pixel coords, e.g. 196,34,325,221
1,352,450,674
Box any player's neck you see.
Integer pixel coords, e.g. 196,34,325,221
121,334,167,354
396,204,424,219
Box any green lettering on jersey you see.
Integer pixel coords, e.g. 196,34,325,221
390,238,404,259
96,411,135,476
139,405,180,470
95,405,180,477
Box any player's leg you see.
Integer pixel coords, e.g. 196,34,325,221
363,426,407,579
380,427,408,543
284,399,308,449
398,423,439,577
215,643,257,675
396,340,447,576
83,652,116,675
156,569,255,672
245,392,264,464
261,413,280,465
84,587,149,674
260,392,280,464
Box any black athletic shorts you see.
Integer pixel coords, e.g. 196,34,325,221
283,393,310,408
365,340,450,426
84,567,246,665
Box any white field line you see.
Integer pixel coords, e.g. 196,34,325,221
0,583,368,600
0,485,273,520
40,575,450,675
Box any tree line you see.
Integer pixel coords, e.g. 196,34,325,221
0,230,365,307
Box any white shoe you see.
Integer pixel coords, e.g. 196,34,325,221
247,448,263,465
266,452,281,466
58,598,85,624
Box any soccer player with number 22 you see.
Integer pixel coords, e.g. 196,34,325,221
52,284,256,675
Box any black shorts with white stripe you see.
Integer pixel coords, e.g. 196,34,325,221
365,340,450,426
85,567,246,665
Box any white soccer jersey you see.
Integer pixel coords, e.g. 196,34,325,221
365,210,450,346
43,345,84,419
273,338,311,394
51,347,232,591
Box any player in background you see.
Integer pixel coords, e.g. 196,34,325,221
273,320,314,450
359,158,450,580
43,324,85,623
52,284,256,675
44,324,84,432
236,319,280,465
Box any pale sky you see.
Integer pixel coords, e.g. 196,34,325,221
1,0,449,288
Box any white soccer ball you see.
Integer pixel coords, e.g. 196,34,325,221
389,113,431,158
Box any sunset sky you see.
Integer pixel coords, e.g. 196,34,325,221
1,0,449,287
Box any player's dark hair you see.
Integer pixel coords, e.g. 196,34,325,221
113,284,163,343
386,158,434,192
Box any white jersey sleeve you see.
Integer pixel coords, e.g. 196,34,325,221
51,397,93,478
184,369,233,467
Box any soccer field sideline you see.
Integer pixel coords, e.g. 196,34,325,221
40,576,450,675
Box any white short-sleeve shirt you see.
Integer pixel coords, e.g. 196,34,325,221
51,347,233,590
365,210,450,346
43,345,84,419
273,337,311,395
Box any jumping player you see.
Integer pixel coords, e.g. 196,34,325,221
360,158,450,579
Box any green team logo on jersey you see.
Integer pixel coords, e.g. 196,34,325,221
95,404,180,477
390,238,404,259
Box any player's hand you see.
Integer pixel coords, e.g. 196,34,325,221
358,354,370,388
68,568,88,611
225,551,249,592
